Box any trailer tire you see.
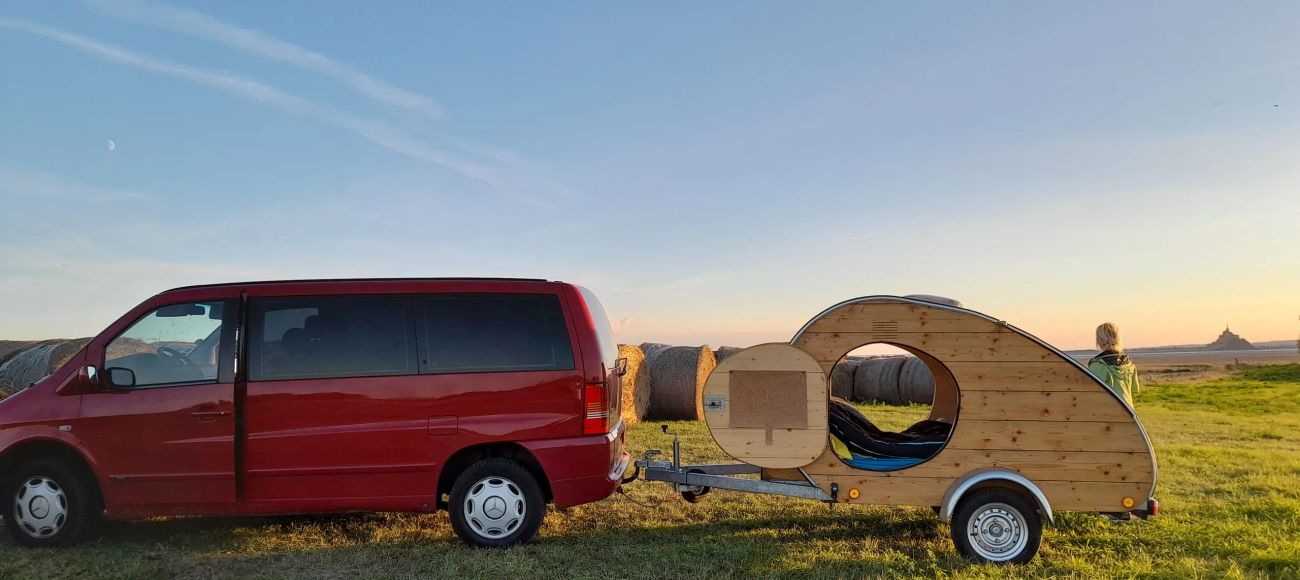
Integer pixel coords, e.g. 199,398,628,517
951,487,1041,564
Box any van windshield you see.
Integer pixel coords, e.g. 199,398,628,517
577,286,617,369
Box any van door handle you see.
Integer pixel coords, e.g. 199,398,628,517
191,410,230,422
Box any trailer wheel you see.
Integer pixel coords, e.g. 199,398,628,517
951,488,1042,564
680,468,710,503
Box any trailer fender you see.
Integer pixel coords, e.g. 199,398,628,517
939,468,1054,524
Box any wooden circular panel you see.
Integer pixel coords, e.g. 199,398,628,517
702,343,828,468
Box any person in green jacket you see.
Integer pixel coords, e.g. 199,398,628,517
1088,322,1141,406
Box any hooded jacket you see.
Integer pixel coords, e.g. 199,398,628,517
1088,350,1141,406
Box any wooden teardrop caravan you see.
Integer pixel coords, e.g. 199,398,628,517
702,296,1157,514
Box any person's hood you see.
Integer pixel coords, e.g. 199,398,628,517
1091,350,1133,366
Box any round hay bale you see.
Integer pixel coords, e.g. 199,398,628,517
0,341,62,395
897,356,936,404
617,344,652,425
714,346,745,362
645,345,717,421
0,341,41,364
829,358,859,400
903,294,963,308
639,342,673,361
853,356,906,404
48,338,92,374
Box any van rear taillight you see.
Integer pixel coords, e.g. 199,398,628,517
583,383,609,435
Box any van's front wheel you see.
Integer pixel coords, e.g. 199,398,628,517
448,458,545,548
3,458,100,548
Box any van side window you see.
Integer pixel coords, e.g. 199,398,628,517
421,294,574,374
105,301,226,388
248,296,416,381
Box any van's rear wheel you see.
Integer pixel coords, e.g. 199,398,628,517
3,458,100,548
448,458,545,548
951,488,1042,564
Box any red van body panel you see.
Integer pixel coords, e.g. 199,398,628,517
0,279,628,520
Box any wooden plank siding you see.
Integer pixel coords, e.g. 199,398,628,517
775,297,1156,513
802,474,1151,512
797,331,1060,367
956,391,1133,422
802,449,1152,483
797,303,1004,334
945,361,1105,392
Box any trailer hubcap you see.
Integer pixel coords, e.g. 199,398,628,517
14,476,68,539
463,476,526,540
968,502,1027,561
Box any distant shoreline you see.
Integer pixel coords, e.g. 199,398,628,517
1065,347,1297,369
1065,347,1298,357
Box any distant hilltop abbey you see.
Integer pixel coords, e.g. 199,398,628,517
1205,326,1256,351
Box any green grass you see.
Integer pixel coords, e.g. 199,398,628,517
4,366,1300,579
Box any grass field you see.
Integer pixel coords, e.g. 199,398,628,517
2,366,1299,579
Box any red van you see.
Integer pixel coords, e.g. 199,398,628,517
0,279,628,548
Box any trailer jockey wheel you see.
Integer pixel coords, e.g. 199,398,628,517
681,469,710,504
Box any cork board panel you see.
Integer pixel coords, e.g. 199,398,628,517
729,370,809,431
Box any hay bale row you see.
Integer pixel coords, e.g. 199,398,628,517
0,337,112,395
713,346,745,362
0,341,62,395
830,358,859,399
851,355,934,405
854,356,906,403
642,344,716,421
0,340,42,363
897,356,936,404
617,344,652,425
638,342,673,361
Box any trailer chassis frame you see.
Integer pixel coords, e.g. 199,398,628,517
632,425,836,503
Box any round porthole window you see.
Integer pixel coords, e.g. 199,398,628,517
826,343,958,472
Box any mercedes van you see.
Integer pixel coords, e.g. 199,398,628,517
0,278,628,548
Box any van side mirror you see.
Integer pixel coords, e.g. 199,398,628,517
107,367,136,389
614,357,628,376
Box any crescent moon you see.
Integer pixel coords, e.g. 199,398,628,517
106,139,116,152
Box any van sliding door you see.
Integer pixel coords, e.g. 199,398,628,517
240,295,431,505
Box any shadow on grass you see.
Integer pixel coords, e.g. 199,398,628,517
38,507,975,578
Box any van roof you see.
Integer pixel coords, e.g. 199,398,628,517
165,277,550,292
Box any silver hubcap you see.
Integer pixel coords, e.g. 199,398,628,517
463,476,526,540
14,476,69,539
968,502,1028,562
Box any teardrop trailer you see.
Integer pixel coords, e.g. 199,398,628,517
629,296,1158,564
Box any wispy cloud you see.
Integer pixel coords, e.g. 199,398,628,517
0,165,148,203
87,0,444,119
0,18,547,202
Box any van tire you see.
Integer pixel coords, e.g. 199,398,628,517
950,487,1042,564
3,458,101,548
448,458,545,548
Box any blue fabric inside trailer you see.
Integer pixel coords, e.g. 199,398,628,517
842,455,926,471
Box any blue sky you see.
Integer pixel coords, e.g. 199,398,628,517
2,1,1298,349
